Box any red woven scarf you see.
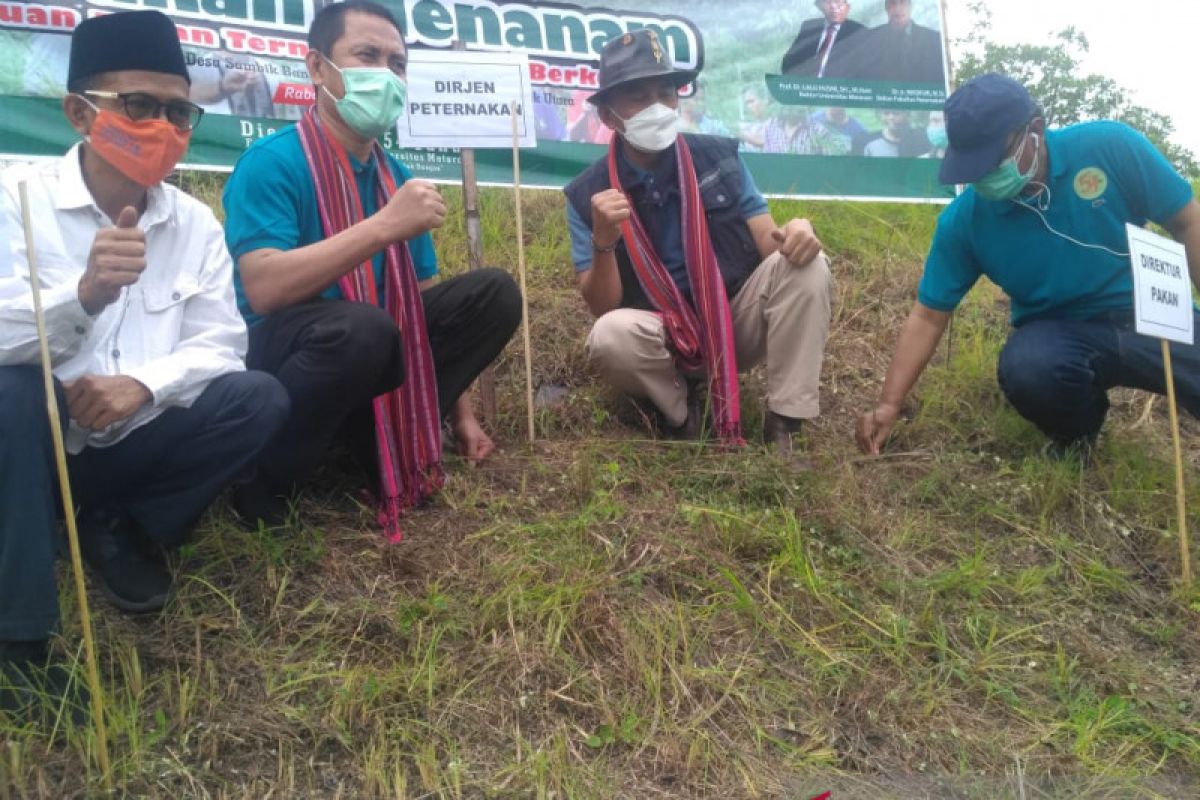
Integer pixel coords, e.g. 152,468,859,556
297,109,444,542
607,136,744,444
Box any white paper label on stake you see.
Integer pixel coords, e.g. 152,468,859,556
398,49,537,150
1127,223,1193,345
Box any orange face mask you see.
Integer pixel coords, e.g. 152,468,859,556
86,109,191,187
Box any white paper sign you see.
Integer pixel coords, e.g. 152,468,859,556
397,50,537,150
1127,223,1193,344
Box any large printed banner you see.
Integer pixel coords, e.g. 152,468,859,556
0,0,954,200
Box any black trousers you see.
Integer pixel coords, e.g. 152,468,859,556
246,268,522,491
0,367,290,641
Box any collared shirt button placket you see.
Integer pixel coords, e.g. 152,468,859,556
1,142,248,452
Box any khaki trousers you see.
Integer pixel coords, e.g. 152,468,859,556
585,252,833,427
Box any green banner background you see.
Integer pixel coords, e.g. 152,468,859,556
0,1,954,200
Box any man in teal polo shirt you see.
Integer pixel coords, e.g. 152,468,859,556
223,0,520,531
856,73,1200,456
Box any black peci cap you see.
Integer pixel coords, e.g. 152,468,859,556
68,10,190,90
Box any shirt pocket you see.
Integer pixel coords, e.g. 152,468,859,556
698,156,745,223
135,273,202,359
699,158,759,265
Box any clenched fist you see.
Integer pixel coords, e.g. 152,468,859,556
590,189,630,250
63,374,152,431
375,179,447,243
78,205,145,315
770,218,822,267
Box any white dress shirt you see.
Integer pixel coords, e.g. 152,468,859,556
0,144,248,453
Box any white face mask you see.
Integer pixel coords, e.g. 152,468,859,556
616,102,679,152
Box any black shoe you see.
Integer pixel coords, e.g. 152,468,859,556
663,381,704,441
0,640,89,727
79,509,172,614
231,474,293,530
1042,434,1098,465
764,411,810,466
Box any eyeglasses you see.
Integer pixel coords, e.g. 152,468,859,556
83,90,205,131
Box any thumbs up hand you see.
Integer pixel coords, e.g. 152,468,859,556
770,218,822,267
79,205,146,315
114,205,139,229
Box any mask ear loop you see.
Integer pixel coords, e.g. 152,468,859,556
72,93,100,112
320,52,343,74
317,53,344,104
70,94,100,143
1012,131,1050,210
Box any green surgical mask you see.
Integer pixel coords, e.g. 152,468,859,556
323,57,407,139
974,131,1039,201
926,125,948,149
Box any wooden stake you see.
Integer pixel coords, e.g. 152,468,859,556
458,144,498,421
1161,338,1193,584
938,0,957,88
937,0,955,365
510,100,535,442
18,181,112,789
454,40,496,421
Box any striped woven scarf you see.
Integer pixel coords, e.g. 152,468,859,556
607,136,744,444
297,109,444,542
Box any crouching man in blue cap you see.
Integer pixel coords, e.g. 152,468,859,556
0,10,289,723
856,73,1200,457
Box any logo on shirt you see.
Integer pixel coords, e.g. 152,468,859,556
1073,167,1108,201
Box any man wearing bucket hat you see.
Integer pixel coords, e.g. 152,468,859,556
563,30,834,459
0,10,288,722
856,73,1200,457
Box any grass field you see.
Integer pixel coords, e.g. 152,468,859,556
2,174,1199,799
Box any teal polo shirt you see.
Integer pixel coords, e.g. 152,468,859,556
223,125,438,327
918,121,1194,326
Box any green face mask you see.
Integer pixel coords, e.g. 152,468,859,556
926,125,948,150
323,57,407,139
974,130,1039,201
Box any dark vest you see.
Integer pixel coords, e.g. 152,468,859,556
563,133,762,311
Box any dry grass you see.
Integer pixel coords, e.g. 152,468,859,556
2,176,1198,799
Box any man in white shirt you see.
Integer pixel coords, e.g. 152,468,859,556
0,10,288,722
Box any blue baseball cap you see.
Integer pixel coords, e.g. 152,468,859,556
938,73,1037,184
